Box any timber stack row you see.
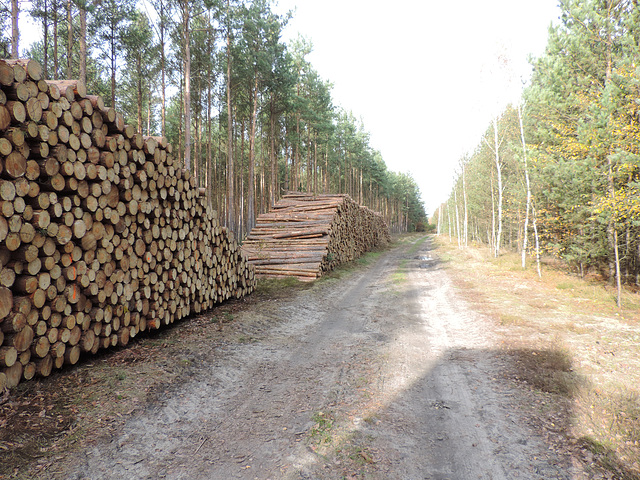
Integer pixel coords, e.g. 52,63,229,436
241,193,390,281
0,59,256,390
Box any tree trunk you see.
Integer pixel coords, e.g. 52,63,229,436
454,187,461,247
194,95,200,185
462,162,468,247
136,54,142,134
306,128,311,193
532,203,542,278
226,0,235,233
325,140,329,193
269,96,277,206
491,173,496,252
518,104,532,269
110,23,116,108
43,0,49,78
313,135,318,197
493,116,503,257
147,88,151,135
447,201,452,242
248,70,258,233
160,0,166,137
53,0,58,78
11,0,19,58
79,5,87,86
605,1,622,308
67,0,72,78
183,0,191,172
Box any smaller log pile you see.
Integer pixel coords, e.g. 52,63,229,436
242,193,390,281
0,58,255,390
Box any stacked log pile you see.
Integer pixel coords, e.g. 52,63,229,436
0,59,255,390
242,193,390,281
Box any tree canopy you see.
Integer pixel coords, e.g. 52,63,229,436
3,0,426,238
435,0,640,294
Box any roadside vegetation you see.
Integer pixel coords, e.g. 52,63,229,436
436,235,640,480
435,1,640,308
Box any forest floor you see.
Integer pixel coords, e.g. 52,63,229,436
0,234,638,479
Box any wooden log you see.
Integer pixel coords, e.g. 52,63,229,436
5,325,34,352
5,59,43,81
0,346,17,367
0,60,15,86
5,101,26,123
4,152,26,179
35,354,53,376
25,97,42,122
6,82,30,102
64,345,80,364
0,105,11,130
4,362,22,387
22,361,36,380
46,80,87,100
31,336,50,358
0,286,13,320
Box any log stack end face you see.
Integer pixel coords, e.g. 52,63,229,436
0,58,256,389
242,193,390,282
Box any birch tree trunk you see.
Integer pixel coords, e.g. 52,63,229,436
462,162,468,247
454,185,461,248
447,201,452,242
604,1,622,308
493,116,503,257
532,203,542,278
518,104,532,269
491,173,496,252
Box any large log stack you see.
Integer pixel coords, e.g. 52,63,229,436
0,59,255,390
241,193,390,281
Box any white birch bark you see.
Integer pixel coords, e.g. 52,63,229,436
518,104,532,269
493,116,503,258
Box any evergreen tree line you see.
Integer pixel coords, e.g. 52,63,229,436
435,0,640,304
2,0,426,239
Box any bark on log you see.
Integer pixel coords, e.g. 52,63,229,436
242,193,389,281
0,58,256,389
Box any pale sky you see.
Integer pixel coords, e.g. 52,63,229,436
19,0,561,216
274,0,562,215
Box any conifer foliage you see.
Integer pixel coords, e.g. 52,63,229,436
436,0,640,297
3,0,426,238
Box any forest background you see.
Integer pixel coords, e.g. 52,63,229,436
0,0,427,241
7,0,640,308
436,0,640,307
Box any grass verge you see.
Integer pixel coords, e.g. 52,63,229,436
436,237,640,480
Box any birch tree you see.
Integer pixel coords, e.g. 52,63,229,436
518,103,532,269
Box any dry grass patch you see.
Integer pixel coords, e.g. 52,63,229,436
435,237,640,480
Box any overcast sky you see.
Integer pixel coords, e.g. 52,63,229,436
274,0,562,215
19,1,562,216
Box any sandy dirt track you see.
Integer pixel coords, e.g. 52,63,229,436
53,234,581,479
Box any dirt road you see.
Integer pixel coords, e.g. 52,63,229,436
54,234,578,479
